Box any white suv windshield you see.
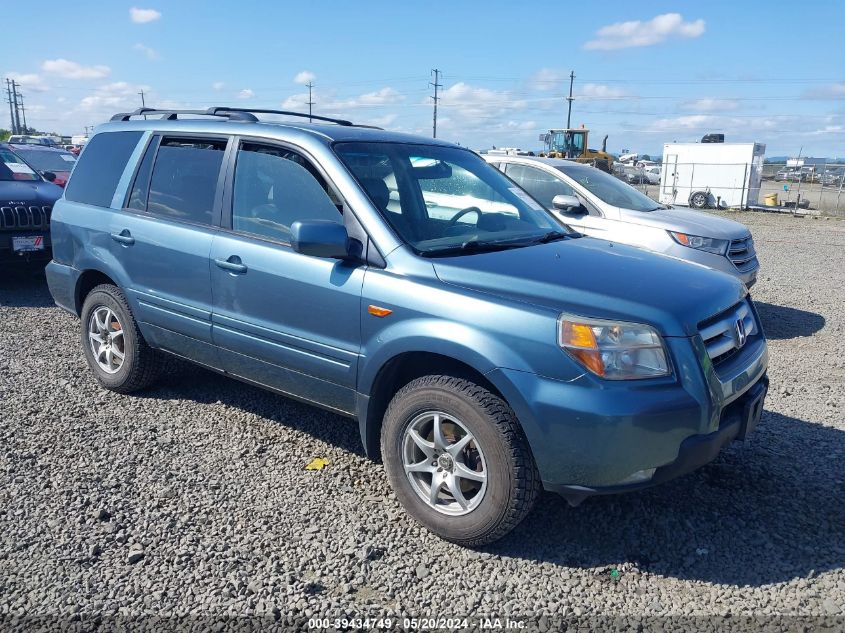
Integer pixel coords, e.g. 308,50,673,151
336,142,565,254
558,165,662,212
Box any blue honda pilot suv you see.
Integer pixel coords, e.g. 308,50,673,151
46,107,769,546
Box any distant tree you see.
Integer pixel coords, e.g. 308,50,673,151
0,129,9,141
641,154,651,161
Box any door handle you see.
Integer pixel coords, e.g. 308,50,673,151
214,256,247,274
110,230,135,246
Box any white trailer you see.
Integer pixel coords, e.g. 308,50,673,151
660,142,766,209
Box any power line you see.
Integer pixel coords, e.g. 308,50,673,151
430,68,442,138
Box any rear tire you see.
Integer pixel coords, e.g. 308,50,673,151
381,375,540,547
80,284,164,393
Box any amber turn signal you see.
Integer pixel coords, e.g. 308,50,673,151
368,305,393,318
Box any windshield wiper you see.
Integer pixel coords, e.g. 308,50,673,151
422,238,529,257
531,230,579,244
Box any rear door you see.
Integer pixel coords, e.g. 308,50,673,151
209,139,364,414
111,134,230,366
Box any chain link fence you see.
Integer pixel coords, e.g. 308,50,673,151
614,162,845,217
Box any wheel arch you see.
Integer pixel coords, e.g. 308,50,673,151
357,350,509,461
75,269,119,315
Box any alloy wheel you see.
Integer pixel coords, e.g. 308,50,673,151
87,306,125,374
401,410,488,516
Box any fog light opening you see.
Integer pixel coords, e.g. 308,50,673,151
616,468,656,485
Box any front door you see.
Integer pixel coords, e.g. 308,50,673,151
210,140,364,414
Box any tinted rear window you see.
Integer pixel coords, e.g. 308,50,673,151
65,131,143,207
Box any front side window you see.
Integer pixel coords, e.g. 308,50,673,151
147,137,227,225
335,142,562,255
231,142,341,243
505,163,574,209
557,165,662,212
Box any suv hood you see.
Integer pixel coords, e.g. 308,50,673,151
619,206,751,240
0,180,63,204
432,237,746,337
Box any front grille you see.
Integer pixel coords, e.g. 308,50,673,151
728,235,758,273
0,205,52,230
699,300,758,365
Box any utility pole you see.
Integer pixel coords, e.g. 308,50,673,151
306,82,314,122
11,80,22,135
17,93,27,133
430,69,442,138
139,90,147,120
565,70,575,130
5,79,16,134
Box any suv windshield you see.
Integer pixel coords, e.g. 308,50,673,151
558,164,662,212
0,147,40,181
335,142,563,254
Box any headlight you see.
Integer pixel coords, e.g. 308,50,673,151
668,231,729,255
558,315,671,380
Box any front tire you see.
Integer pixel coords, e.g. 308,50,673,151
80,284,164,393
381,375,540,547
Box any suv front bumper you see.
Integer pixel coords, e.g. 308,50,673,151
487,335,768,500
545,374,768,505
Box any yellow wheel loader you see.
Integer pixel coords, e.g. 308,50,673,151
540,127,614,173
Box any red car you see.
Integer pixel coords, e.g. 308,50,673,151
8,144,77,187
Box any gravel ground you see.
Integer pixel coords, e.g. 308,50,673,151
0,211,843,630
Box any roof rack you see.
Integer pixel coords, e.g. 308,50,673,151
209,107,354,127
110,106,361,127
110,107,258,122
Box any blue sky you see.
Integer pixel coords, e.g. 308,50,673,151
4,1,845,156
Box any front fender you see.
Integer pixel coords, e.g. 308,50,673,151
357,317,534,396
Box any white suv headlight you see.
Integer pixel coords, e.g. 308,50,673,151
558,315,671,380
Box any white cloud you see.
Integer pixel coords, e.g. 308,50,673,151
361,113,398,128
133,43,160,61
237,88,254,99
352,87,404,106
576,84,630,99
281,86,405,111
585,13,705,50
437,82,527,119
130,7,161,23
680,98,740,112
212,81,225,91
5,72,48,92
77,82,150,112
802,83,845,100
294,71,316,85
42,59,110,80
530,68,567,91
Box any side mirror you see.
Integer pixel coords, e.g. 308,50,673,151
552,194,582,212
42,171,57,182
290,220,350,259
